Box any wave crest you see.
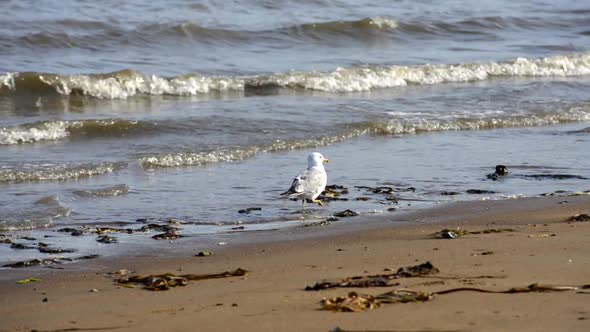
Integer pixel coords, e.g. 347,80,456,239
2,53,590,98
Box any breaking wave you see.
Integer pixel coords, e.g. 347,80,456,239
0,119,146,145
1,53,589,99
139,105,590,168
0,162,127,183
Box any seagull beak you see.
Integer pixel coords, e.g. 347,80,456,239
323,159,329,163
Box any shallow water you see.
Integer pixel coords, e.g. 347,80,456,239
1,0,590,265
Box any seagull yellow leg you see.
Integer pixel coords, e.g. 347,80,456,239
312,199,324,206
302,199,306,210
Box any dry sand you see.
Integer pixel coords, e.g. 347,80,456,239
1,195,590,332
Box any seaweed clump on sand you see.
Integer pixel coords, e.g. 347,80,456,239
567,214,590,223
321,283,590,312
116,268,248,291
434,228,515,239
306,261,439,291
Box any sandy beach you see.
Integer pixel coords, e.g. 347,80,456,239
1,194,589,332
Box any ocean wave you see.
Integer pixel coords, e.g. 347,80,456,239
0,162,127,183
0,119,146,145
2,53,589,98
1,16,398,51
0,195,71,231
73,184,129,197
139,105,590,168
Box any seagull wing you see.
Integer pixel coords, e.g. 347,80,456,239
281,169,309,196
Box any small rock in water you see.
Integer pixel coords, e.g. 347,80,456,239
196,251,214,257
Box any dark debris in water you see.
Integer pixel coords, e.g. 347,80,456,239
3,254,100,268
523,174,589,180
466,189,496,194
152,231,182,240
238,207,262,214
97,235,118,243
306,261,439,291
333,210,359,218
318,184,350,202
116,268,248,291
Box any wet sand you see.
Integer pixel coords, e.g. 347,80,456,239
1,195,590,332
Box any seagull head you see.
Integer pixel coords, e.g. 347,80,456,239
308,152,328,168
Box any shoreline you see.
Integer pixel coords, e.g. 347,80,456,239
1,194,589,331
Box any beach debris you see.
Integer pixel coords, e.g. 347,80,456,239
196,251,214,257
90,288,99,292
10,243,36,250
321,291,381,312
238,207,262,214
139,223,177,233
568,214,590,223
16,277,42,284
434,228,515,239
97,235,118,243
306,261,439,291
303,219,334,227
116,268,248,291
440,191,461,195
318,185,349,202
151,231,182,240
321,283,590,312
96,227,133,235
333,210,359,218
3,258,63,268
466,189,496,194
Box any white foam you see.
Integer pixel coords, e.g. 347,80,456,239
19,53,590,98
0,121,70,145
39,72,245,99
0,72,17,90
0,162,126,182
368,17,399,29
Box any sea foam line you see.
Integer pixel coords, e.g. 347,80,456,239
2,53,589,99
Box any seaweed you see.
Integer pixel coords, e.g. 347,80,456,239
465,189,496,194
238,207,262,214
151,231,182,240
568,214,590,223
96,235,117,243
321,283,590,312
3,258,63,268
116,268,248,291
333,210,359,218
434,228,515,239
196,251,214,257
306,262,439,291
16,277,42,284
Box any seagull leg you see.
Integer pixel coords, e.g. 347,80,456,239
312,199,324,206
301,199,306,210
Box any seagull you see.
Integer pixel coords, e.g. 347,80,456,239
281,152,329,209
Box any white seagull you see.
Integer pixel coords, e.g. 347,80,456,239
281,152,329,209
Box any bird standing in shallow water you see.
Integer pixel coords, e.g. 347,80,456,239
281,152,328,209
